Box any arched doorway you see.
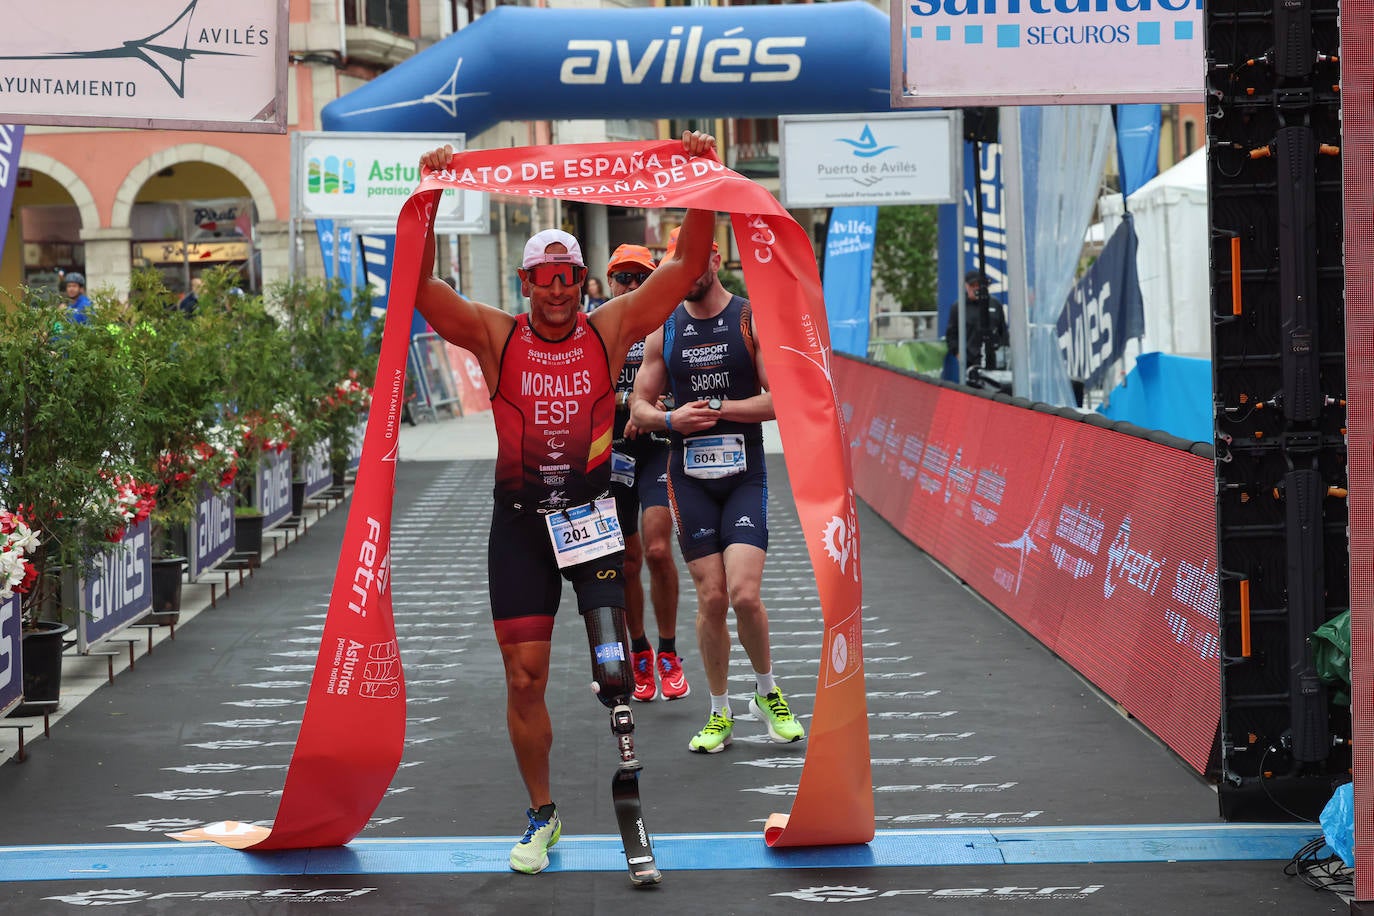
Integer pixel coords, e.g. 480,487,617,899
124,161,261,294
4,157,98,294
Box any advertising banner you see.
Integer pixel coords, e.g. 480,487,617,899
0,0,287,132
780,112,959,208
293,132,486,230
0,592,20,718
187,485,235,580
445,344,493,415
186,197,252,242
834,354,1219,772
822,206,878,357
302,441,333,502
78,518,152,652
347,418,365,473
255,448,292,531
1057,216,1145,387
892,0,1204,106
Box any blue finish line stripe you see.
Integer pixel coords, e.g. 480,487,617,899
0,825,1322,883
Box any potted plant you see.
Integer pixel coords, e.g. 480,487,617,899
123,269,241,622
0,288,146,713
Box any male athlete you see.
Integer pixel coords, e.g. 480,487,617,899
414,133,717,877
629,227,805,754
596,244,688,703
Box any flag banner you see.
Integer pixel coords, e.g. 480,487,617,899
822,206,878,358
1056,215,1146,389
173,139,870,851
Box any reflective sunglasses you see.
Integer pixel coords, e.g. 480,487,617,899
611,271,652,286
525,263,587,288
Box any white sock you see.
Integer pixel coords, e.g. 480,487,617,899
755,671,777,696
711,692,731,718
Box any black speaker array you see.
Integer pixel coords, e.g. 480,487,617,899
1206,0,1350,820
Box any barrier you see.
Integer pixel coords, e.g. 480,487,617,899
75,519,153,654
408,332,463,421
0,592,19,718
834,353,1219,773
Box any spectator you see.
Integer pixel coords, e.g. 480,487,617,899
63,272,91,323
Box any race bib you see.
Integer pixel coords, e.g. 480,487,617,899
611,450,636,488
545,497,625,569
684,434,747,480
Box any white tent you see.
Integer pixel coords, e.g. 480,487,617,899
1098,147,1209,359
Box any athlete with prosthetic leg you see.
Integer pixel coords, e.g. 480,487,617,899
413,133,718,884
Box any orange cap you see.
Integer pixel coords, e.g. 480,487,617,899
665,225,719,256
607,243,656,273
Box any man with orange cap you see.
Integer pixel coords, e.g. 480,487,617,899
598,244,689,704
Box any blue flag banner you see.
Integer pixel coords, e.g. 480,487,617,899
1056,216,1145,389
938,140,1006,379
822,206,877,357
317,219,365,304
0,592,20,717
0,125,22,258
1115,104,1161,198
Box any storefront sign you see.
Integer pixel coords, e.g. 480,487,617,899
0,592,20,718
133,240,252,264
0,0,288,132
255,448,292,531
188,485,235,580
78,518,152,651
780,112,959,207
891,0,1204,105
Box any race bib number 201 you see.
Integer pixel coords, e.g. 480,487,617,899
545,497,625,569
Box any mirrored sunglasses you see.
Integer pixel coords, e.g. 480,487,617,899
611,271,652,286
526,263,586,287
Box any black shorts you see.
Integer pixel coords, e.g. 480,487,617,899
666,441,769,562
609,441,670,538
487,501,625,645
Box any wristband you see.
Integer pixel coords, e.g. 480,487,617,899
664,410,674,433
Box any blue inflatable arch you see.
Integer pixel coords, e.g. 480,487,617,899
320,2,895,137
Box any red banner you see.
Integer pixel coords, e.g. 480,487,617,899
834,356,1220,772
173,140,870,851
445,343,492,415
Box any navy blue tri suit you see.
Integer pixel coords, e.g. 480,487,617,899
660,295,768,562
607,335,672,539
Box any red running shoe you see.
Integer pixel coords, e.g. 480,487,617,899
631,649,657,702
657,651,690,700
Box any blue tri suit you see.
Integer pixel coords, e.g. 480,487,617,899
660,295,769,563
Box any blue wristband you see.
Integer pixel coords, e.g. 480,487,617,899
664,410,674,433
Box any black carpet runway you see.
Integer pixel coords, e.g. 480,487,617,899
0,457,1346,914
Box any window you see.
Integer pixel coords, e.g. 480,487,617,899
345,0,409,35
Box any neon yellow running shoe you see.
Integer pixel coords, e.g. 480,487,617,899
509,805,561,874
688,710,734,754
750,689,806,743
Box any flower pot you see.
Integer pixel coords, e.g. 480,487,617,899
291,479,306,518
234,513,264,557
148,557,186,626
7,621,70,718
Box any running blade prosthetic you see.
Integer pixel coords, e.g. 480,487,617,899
611,767,661,886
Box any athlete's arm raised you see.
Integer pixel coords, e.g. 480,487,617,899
590,131,719,366
413,144,513,392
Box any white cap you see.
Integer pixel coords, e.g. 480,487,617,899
521,229,584,268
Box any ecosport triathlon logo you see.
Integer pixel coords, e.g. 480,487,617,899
907,0,1199,48
0,0,251,98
